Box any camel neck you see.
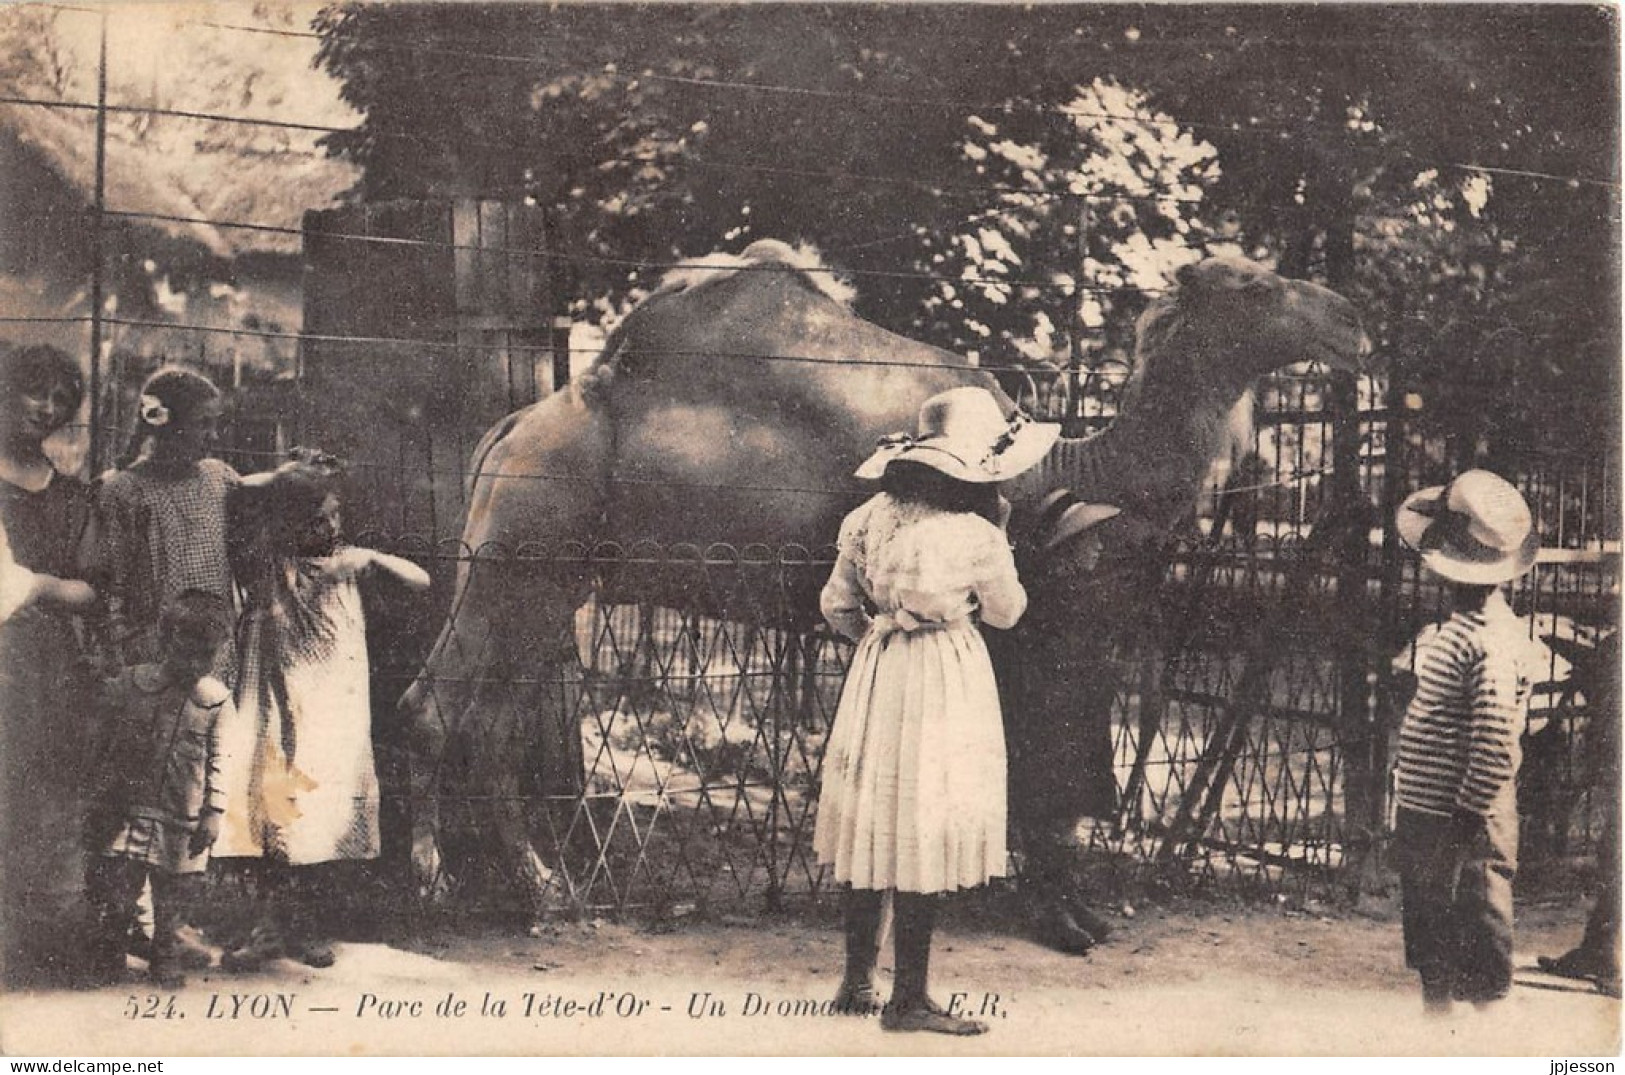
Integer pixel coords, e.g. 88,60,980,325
1012,391,1241,532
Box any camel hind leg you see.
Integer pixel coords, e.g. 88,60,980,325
403,553,595,916
401,382,611,911
464,591,589,919
398,559,494,901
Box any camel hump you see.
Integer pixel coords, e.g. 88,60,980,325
646,238,855,308
575,239,859,408
738,238,804,265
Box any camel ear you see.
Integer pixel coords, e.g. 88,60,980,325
1174,259,1207,291
1044,502,1123,554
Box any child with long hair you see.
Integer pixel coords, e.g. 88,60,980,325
814,386,1057,1035
84,590,234,988
216,450,429,970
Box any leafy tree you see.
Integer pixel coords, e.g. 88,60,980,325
920,79,1218,377
1108,5,1620,462
311,4,1617,461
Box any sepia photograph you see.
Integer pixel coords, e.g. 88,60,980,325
0,0,1618,1059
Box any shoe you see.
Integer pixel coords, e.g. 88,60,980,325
1422,980,1455,1015
169,925,215,970
125,926,154,964
1452,982,1508,1006
148,961,186,990
1537,948,1615,983
1062,897,1115,944
832,979,880,1016
881,997,988,1036
1030,896,1095,956
288,938,336,969
221,926,285,973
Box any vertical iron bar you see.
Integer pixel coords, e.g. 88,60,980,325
1065,200,1090,435
546,211,572,392
86,12,108,474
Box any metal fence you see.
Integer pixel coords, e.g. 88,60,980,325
353,454,1618,916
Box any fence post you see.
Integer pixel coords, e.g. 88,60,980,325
1329,369,1379,894
86,11,108,475
1063,199,1091,437
546,212,573,392
1371,364,1413,876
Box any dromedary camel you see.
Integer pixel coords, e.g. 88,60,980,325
400,240,1368,945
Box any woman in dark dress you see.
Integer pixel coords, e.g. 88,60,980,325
0,344,100,983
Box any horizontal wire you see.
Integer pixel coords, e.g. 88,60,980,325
684,155,1206,206
7,35,1613,199
214,441,1346,502
192,17,1624,192
215,443,868,498
99,207,1151,295
0,94,1206,209
1446,160,1621,192
2,313,1145,374
17,3,105,15
0,93,351,138
195,18,1278,135
4,101,1611,293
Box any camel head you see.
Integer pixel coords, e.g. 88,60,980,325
1007,256,1369,561
1132,256,1370,398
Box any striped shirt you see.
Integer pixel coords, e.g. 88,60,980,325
1395,594,1536,819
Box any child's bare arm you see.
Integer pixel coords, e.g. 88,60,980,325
331,547,431,590
363,549,431,590
191,687,231,856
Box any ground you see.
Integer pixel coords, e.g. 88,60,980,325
1,891,1617,1057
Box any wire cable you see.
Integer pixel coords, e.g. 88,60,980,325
97,207,1158,296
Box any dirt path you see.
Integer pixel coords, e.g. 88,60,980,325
2,897,1617,1056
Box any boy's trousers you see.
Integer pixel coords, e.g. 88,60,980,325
1395,806,1518,1003
85,857,198,968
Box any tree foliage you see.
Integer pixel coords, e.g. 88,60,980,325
307,4,1614,458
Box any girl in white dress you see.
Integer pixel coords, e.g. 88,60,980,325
815,386,1058,1035
215,451,429,970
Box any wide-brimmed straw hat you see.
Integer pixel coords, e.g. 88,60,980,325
854,386,1060,484
1397,469,1539,585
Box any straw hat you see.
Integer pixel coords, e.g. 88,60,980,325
1397,469,1539,585
854,387,1060,484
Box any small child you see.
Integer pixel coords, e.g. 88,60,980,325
215,450,430,971
815,387,1057,1036
1392,469,1543,1014
84,590,234,988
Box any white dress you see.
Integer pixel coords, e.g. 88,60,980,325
215,554,380,865
812,493,1027,893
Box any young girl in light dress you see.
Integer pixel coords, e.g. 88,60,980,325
815,386,1057,1036
216,450,429,970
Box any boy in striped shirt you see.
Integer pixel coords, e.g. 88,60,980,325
1393,470,1542,1014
